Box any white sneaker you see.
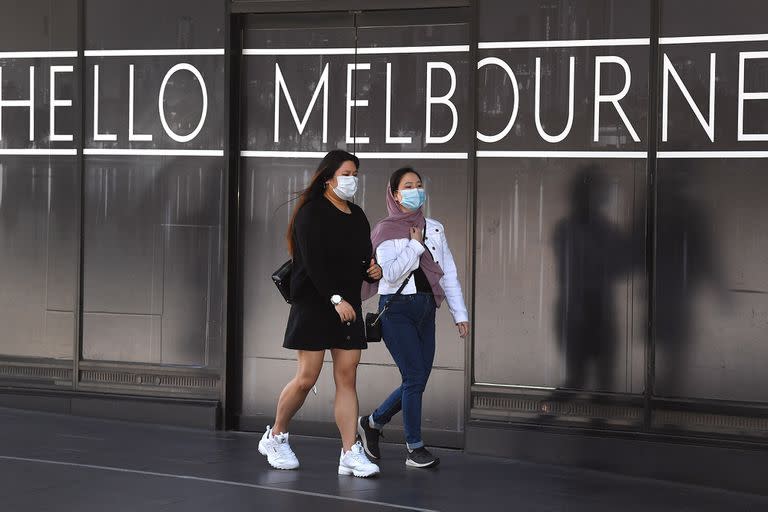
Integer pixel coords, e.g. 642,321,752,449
258,426,300,470
338,441,380,478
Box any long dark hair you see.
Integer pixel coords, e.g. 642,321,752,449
389,166,422,194
287,149,360,255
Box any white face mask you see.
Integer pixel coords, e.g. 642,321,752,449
333,175,358,200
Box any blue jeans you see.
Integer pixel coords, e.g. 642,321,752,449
371,293,436,449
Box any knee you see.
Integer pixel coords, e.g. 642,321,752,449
294,374,318,393
333,366,357,389
402,372,428,392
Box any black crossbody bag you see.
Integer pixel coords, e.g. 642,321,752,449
271,260,293,303
364,271,414,343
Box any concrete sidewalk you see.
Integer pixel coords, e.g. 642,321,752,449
0,407,765,511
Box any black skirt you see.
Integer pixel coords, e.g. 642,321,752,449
282,198,372,351
283,297,367,351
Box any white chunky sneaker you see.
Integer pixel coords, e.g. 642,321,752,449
258,426,300,470
338,441,380,478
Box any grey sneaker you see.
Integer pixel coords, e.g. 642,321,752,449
406,447,440,468
357,416,382,460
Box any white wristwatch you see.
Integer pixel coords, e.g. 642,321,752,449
330,294,343,306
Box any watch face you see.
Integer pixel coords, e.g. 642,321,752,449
331,295,341,305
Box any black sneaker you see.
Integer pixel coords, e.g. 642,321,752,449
357,416,382,460
406,447,440,468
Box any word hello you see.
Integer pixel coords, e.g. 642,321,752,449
0,63,208,144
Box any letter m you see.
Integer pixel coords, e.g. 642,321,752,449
274,62,329,143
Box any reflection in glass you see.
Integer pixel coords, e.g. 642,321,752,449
553,167,633,392
655,163,730,399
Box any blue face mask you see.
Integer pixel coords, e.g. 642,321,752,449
399,188,426,210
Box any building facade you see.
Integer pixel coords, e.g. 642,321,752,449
1,0,766,489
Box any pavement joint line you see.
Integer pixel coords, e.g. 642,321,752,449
0,455,439,512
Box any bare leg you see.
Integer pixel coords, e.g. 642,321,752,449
272,350,324,435
331,348,362,452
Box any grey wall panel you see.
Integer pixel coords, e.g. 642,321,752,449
0,161,79,360
660,0,768,37
655,0,768,403
82,159,225,366
654,161,768,402
474,0,650,394
86,0,225,50
475,159,647,392
45,165,80,313
81,0,227,370
0,0,79,363
83,165,164,315
82,312,160,363
0,1,78,51
160,225,218,366
478,0,649,42
44,312,77,359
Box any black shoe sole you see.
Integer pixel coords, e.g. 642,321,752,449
356,418,381,460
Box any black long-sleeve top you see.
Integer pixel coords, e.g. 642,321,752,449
289,197,374,307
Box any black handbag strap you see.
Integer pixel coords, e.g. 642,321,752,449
388,270,415,304
371,270,415,325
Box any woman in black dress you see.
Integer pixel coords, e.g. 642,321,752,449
258,150,382,478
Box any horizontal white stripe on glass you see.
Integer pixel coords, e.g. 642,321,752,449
658,151,768,158
0,51,77,59
0,148,77,156
661,33,768,45
359,45,469,54
84,149,223,157
479,38,650,49
244,48,353,56
6,149,762,159
243,45,469,56
357,152,468,159
84,49,225,57
241,150,327,158
241,151,468,160
477,150,647,159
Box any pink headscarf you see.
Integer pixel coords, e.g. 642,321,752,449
362,187,445,305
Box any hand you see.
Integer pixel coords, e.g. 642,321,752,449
457,322,470,339
367,258,382,281
335,300,357,323
410,226,424,244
